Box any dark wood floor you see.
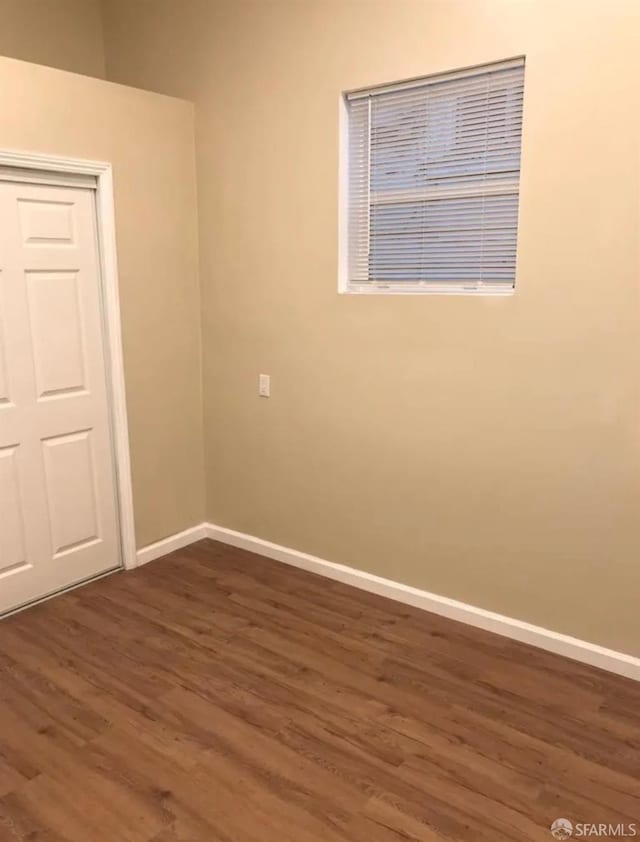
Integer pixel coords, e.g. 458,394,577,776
0,539,638,842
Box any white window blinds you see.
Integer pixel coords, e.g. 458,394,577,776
343,58,525,294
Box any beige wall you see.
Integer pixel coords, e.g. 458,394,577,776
0,56,204,548
103,0,640,656
0,0,105,77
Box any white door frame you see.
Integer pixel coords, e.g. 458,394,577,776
0,148,137,571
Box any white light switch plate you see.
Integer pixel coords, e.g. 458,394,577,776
259,373,270,397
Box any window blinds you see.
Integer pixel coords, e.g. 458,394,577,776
344,58,525,293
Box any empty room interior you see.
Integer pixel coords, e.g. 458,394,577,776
0,0,638,839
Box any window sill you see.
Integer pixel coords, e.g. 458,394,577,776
340,284,515,297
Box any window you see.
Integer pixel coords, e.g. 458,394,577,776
340,58,525,295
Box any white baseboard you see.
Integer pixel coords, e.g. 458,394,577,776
136,523,208,567
204,523,640,682
137,521,640,682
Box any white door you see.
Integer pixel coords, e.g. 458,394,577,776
0,180,120,614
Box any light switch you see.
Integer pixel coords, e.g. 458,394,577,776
259,374,270,397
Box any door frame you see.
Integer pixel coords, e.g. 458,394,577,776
0,148,137,572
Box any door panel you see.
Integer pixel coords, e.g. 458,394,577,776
18,198,76,246
42,429,100,557
0,181,120,614
26,270,88,399
0,444,28,575
0,311,9,406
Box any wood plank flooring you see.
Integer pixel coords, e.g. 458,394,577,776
0,538,638,842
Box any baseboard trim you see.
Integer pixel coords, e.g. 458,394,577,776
136,524,208,567
203,522,640,682
136,521,639,681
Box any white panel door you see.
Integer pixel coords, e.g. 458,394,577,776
0,181,120,614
